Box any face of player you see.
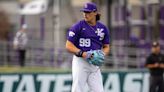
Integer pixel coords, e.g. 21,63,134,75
21,29,26,32
83,11,97,23
152,46,160,54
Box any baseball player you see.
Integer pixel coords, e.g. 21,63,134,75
66,2,110,92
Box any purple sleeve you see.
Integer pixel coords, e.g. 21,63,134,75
67,22,81,44
103,27,110,44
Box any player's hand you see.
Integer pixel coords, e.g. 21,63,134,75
82,51,93,64
82,52,87,58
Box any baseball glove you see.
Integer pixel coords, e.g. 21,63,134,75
86,50,105,66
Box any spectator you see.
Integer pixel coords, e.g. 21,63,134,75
13,24,28,67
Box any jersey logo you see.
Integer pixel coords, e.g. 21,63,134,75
69,31,75,37
95,28,104,40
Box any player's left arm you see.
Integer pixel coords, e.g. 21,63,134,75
102,44,110,56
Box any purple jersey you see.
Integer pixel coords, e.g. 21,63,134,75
67,20,110,51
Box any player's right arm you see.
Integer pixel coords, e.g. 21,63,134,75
66,40,87,58
66,40,80,55
66,21,88,58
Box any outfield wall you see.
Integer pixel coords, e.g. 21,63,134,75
0,70,150,92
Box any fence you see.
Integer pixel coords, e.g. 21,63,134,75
1,40,163,69
0,41,72,68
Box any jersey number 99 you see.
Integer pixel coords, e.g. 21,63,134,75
79,38,91,47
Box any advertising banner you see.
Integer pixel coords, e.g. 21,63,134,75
0,70,150,92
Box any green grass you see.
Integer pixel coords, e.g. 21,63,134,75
0,66,148,73
0,66,71,73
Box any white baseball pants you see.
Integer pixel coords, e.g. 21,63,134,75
71,55,104,92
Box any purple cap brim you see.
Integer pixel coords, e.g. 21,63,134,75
80,9,92,12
